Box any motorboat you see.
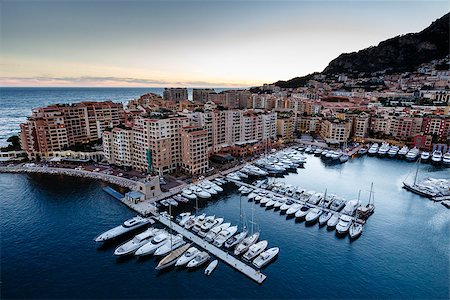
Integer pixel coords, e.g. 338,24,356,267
240,186,253,195
204,180,223,192
234,232,260,255
155,244,191,270
259,197,270,206
349,220,364,239
318,211,332,226
279,200,294,213
398,145,409,158
325,151,333,159
252,247,279,269
305,207,323,223
286,203,302,216
166,198,178,206
406,147,420,161
114,227,163,256
135,232,170,256
431,150,443,164
236,171,249,179
335,215,353,234
178,213,193,226
273,198,286,210
321,150,329,157
327,213,340,228
420,151,430,162
367,143,379,156
329,197,346,211
175,246,200,267
154,234,186,256
314,148,323,156
341,199,360,216
186,251,210,268
213,225,238,247
173,194,189,203
198,217,224,238
184,213,205,230
243,240,268,261
94,216,153,242
247,191,257,201
204,260,218,275
190,186,212,199
205,222,231,242
357,147,368,156
193,215,214,233
331,151,342,160
226,172,241,181
199,183,218,195
224,230,248,248
181,189,197,200
387,146,399,158
339,154,349,163
377,143,390,156
308,193,323,205
295,204,312,219
443,152,450,166
264,199,276,209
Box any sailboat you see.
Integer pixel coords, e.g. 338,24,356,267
225,194,248,248
349,190,364,239
234,204,259,255
403,158,437,198
356,183,375,219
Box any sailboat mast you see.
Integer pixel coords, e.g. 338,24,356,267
413,158,420,185
368,182,374,205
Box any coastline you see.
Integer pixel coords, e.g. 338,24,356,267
0,165,137,189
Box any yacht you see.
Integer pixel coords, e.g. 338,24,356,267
234,232,260,255
264,199,276,209
325,151,333,159
367,143,379,156
443,152,450,166
204,260,218,276
174,194,189,203
205,222,231,242
420,151,430,162
94,216,153,242
226,172,241,181
357,147,368,156
175,246,200,267
181,189,197,200
225,230,248,248
177,213,192,226
155,244,191,270
286,203,302,216
247,191,257,201
252,247,279,269
154,234,186,256
331,151,342,160
243,240,268,261
339,154,349,163
406,147,420,161
397,145,409,158
199,183,218,196
166,198,178,206
308,193,323,205
295,204,312,219
184,213,205,230
314,148,323,156
335,215,353,235
349,220,364,239
341,199,360,216
135,232,170,256
329,197,346,211
279,200,294,213
186,251,210,268
387,146,399,158
200,217,223,233
318,211,332,226
236,171,249,179
327,213,340,228
377,143,390,157
259,197,270,206
213,226,238,247
114,228,163,256
190,186,211,199
193,215,214,233
431,150,443,164
321,150,329,157
305,207,323,223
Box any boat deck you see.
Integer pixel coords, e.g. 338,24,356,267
154,214,267,284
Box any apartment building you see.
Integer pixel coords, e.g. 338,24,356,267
297,115,322,133
276,117,295,142
102,126,134,167
320,118,352,144
193,89,215,103
421,115,450,142
20,101,124,160
352,112,370,138
163,88,188,102
180,126,209,175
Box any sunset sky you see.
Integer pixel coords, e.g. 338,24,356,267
0,1,448,87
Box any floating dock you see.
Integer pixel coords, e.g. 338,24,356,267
154,214,267,284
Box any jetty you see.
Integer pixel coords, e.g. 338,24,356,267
154,214,267,284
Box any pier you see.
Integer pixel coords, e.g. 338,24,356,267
154,214,267,284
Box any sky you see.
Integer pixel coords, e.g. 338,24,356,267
0,1,448,88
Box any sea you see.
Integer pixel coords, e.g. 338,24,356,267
0,87,236,146
1,87,450,299
1,156,449,299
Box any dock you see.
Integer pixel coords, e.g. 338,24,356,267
103,186,125,200
154,214,267,284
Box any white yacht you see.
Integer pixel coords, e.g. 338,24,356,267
135,232,170,256
190,186,211,199
398,145,409,158
234,232,260,255
330,198,346,211
387,146,399,158
226,172,241,181
224,230,248,248
295,204,312,219
443,152,450,166
286,203,302,216
181,189,197,200
318,211,332,226
308,193,323,205
213,225,238,247
200,217,223,234
186,251,210,268
155,244,191,270
204,180,223,192
184,213,205,230
368,143,379,156
177,213,192,226
305,207,322,223
406,147,420,161
377,143,390,156
335,215,353,234
327,213,340,228
331,151,342,160
243,240,268,261
420,151,430,162
204,222,231,242
431,150,443,164
204,260,218,276
154,234,186,256
349,220,364,239
199,183,218,195
264,199,276,209
252,247,279,269
259,197,270,206
114,228,163,256
193,215,214,233
339,154,349,163
341,199,360,215
94,216,153,242
175,246,200,267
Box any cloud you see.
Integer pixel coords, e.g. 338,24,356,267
0,75,250,88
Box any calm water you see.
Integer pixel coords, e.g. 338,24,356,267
1,155,449,299
0,87,235,146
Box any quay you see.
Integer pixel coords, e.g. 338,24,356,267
154,214,267,284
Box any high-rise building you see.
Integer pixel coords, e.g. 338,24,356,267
163,88,188,102
353,112,370,138
320,118,352,144
192,89,215,103
180,126,209,175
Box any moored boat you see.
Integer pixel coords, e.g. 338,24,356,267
94,216,153,242
155,244,191,270
252,247,279,269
